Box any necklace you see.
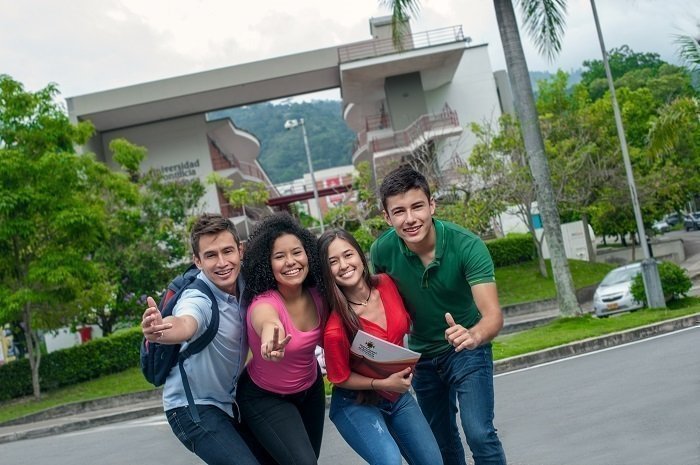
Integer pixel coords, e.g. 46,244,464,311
347,287,372,307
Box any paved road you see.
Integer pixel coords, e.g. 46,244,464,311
495,326,700,465
2,327,697,465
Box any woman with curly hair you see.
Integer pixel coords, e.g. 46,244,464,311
236,212,328,465
319,228,442,465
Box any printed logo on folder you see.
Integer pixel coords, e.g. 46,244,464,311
349,330,421,401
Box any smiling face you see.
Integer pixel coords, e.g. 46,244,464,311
193,231,242,295
271,233,309,289
383,187,436,248
326,237,365,291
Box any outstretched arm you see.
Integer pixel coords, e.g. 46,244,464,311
141,296,198,345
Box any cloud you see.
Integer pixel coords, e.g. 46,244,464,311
1,0,697,101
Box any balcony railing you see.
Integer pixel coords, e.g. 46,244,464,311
365,112,391,131
338,25,467,63
371,104,460,155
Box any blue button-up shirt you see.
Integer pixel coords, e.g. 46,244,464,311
162,271,247,417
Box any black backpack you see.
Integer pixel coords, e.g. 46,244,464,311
140,264,219,423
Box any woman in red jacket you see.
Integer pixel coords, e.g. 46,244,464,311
319,228,442,465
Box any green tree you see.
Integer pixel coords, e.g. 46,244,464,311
81,138,205,335
208,174,270,239
468,115,548,275
0,76,114,399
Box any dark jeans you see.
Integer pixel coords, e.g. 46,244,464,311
166,404,277,465
412,344,507,465
236,367,326,465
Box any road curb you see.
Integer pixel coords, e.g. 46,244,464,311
494,313,700,374
0,405,164,445
1,388,163,427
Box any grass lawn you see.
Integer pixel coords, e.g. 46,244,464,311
0,367,156,424
493,297,700,359
496,259,615,306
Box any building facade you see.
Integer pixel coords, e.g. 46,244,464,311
67,16,510,230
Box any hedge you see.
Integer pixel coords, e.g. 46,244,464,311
0,327,142,401
486,233,536,267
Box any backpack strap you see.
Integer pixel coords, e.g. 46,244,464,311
177,278,220,423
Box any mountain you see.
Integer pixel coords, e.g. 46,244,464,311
207,70,585,183
208,100,355,183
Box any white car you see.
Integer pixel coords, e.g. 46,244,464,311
651,220,670,233
593,263,644,317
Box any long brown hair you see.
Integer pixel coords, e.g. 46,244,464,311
318,228,377,341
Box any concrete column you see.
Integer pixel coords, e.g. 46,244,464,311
641,259,666,308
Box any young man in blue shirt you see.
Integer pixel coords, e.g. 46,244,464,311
141,213,273,465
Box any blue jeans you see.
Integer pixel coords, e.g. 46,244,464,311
166,404,276,465
412,344,506,465
236,368,325,465
329,388,443,465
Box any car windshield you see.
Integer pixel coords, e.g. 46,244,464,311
601,267,640,286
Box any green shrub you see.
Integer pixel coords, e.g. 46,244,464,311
0,327,142,401
486,233,536,267
630,261,692,305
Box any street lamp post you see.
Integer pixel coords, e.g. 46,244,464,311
590,0,665,309
284,118,325,233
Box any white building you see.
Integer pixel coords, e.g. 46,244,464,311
67,17,510,227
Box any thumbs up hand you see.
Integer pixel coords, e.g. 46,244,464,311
444,313,480,351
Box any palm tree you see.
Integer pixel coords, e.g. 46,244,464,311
381,0,581,315
675,28,700,68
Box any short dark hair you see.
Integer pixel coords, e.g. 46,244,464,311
379,165,431,212
190,213,240,258
318,228,377,341
242,212,322,303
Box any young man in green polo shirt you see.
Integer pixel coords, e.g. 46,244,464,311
370,166,507,465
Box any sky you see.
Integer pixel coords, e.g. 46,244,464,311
1,0,698,102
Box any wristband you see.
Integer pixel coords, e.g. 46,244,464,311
370,379,376,390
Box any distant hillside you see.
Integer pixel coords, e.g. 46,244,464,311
530,69,583,91
209,100,355,183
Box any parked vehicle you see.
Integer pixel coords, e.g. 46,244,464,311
593,263,644,317
664,212,682,226
684,212,700,231
651,220,670,233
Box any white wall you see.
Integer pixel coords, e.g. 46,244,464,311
101,114,220,213
425,44,503,168
536,221,596,261
44,325,104,354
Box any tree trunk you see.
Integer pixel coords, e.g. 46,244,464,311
581,212,596,262
523,206,548,278
493,0,581,316
22,306,42,399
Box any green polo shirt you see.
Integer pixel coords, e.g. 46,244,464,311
370,219,495,357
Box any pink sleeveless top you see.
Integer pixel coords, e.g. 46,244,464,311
246,287,326,394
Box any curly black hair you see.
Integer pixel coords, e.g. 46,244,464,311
241,212,323,304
